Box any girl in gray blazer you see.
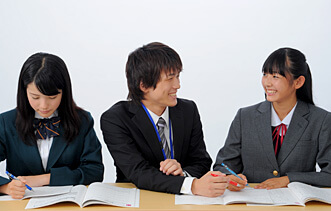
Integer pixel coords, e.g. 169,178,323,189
214,48,331,191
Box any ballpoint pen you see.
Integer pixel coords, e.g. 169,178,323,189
6,171,33,191
221,163,251,187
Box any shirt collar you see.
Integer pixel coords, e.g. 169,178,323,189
147,107,169,128
34,110,58,119
271,103,297,127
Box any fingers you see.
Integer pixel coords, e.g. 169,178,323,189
191,171,229,197
159,159,183,176
226,174,247,191
7,180,26,199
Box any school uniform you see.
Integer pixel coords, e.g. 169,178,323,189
213,100,331,187
101,98,212,194
0,109,104,187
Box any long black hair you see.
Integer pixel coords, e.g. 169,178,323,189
16,52,82,144
262,47,314,105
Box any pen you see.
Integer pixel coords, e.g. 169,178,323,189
211,173,240,187
221,163,250,187
6,171,33,191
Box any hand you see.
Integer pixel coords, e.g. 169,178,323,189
191,171,229,197
18,174,51,187
0,180,26,199
254,176,290,190
160,159,184,176
226,174,247,191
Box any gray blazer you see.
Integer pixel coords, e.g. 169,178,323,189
213,100,331,187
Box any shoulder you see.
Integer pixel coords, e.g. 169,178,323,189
101,100,133,120
76,109,94,127
0,109,17,124
174,98,198,111
239,101,269,114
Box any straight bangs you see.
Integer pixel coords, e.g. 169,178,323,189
262,50,289,78
33,71,63,96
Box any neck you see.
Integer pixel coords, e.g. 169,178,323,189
141,100,166,116
272,98,297,121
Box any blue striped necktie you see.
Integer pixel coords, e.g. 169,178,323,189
33,117,61,140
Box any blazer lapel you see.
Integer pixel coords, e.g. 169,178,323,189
130,103,165,161
46,128,68,172
277,101,309,166
255,101,279,170
169,105,184,160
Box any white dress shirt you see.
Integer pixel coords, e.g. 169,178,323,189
271,102,297,131
147,107,195,195
35,111,58,171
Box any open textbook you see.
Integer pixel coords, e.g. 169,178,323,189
25,182,140,209
176,182,331,206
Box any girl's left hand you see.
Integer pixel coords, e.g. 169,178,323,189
254,176,289,189
18,174,51,187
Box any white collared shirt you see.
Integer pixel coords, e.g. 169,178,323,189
35,111,58,171
146,107,194,195
271,102,297,133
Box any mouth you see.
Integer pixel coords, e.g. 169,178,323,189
169,93,177,98
266,89,276,95
39,110,50,114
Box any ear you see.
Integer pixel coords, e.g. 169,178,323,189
140,81,148,93
294,75,305,90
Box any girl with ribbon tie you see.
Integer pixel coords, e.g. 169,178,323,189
214,48,331,191
0,53,104,199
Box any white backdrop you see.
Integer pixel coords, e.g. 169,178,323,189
1,0,330,183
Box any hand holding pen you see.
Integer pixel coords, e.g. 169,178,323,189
221,163,251,189
6,171,33,191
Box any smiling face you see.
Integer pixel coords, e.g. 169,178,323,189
27,82,62,118
141,70,180,116
262,72,302,107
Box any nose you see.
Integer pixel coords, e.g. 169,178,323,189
39,98,49,109
262,74,272,87
173,77,180,89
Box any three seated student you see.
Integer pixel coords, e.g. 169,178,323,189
0,45,330,200
101,42,228,197
0,53,104,199
214,47,331,191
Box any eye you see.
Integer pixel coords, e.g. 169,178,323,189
31,97,39,100
49,95,58,99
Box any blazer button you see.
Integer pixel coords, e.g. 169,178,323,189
273,170,278,176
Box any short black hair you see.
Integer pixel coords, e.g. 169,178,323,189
262,47,314,105
125,42,182,104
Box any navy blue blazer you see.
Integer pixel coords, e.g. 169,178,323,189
101,98,212,194
0,109,104,187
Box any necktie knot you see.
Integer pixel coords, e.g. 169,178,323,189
157,117,166,129
272,123,287,157
33,117,61,140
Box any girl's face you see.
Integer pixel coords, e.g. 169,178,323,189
27,82,62,118
261,72,298,105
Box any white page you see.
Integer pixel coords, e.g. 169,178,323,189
82,183,140,208
223,188,273,205
0,186,72,201
23,186,72,199
175,194,225,205
266,188,303,206
288,182,331,204
25,185,87,209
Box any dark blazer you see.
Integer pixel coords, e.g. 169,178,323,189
101,98,212,194
214,100,331,187
0,109,104,187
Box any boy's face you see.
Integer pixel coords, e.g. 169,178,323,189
141,70,180,116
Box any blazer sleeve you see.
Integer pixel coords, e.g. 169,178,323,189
181,101,212,178
213,109,243,174
49,112,104,185
0,114,11,187
101,109,185,194
286,112,331,187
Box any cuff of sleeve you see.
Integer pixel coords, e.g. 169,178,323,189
180,177,195,195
